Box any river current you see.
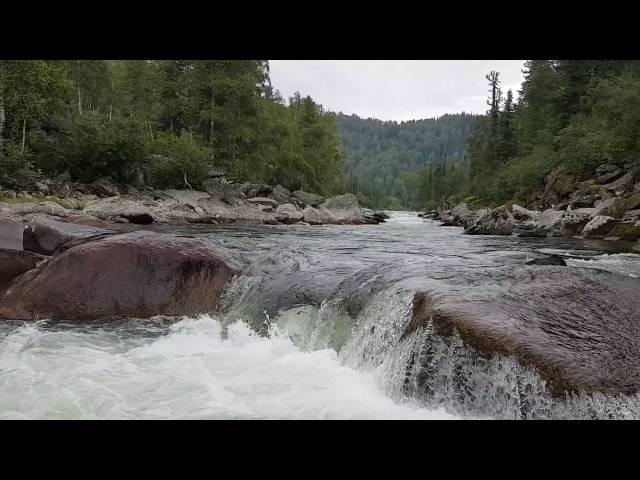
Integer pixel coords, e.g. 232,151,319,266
1,212,639,419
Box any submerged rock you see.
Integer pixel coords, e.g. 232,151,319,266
526,255,567,266
0,231,240,321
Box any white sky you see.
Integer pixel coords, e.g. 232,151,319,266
269,60,526,121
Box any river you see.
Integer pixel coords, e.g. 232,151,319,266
1,212,639,419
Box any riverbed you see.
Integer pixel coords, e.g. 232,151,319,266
1,212,639,419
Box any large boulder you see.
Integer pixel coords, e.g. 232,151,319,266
197,198,278,225
596,168,625,184
593,196,625,219
581,215,618,239
275,203,304,224
89,177,119,197
291,190,326,208
237,183,272,199
318,194,364,224
406,267,640,396
464,205,515,235
0,231,240,321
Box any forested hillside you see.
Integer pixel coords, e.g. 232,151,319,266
439,60,640,209
336,113,478,209
0,60,346,196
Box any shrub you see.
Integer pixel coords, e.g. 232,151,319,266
146,133,210,189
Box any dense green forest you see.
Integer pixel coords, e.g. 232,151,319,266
423,60,640,209
336,113,478,209
0,60,346,195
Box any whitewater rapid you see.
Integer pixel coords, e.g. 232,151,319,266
0,315,458,420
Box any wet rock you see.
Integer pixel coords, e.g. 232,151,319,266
581,215,618,239
514,228,548,237
275,203,304,224
291,190,326,208
0,231,240,321
525,255,566,266
23,217,112,255
465,205,515,235
407,267,640,395
362,209,387,224
0,249,47,289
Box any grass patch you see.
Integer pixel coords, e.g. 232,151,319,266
0,195,84,210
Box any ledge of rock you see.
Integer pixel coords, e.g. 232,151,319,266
406,267,640,396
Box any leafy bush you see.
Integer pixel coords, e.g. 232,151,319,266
146,133,210,189
60,113,149,182
0,144,36,189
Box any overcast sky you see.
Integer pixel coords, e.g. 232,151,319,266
269,60,526,122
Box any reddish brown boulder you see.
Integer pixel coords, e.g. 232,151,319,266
0,231,240,321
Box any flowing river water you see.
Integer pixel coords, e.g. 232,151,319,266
1,212,640,419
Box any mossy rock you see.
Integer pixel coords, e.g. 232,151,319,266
624,193,640,211
606,222,640,241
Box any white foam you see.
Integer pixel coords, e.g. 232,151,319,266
0,316,458,420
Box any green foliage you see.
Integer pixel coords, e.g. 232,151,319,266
467,60,640,206
336,113,478,209
0,60,345,196
0,144,36,189
61,113,149,182
147,133,210,188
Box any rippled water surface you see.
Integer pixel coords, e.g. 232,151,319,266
1,212,639,419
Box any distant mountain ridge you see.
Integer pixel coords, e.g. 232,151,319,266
335,112,479,208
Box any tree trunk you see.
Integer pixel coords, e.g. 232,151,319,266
77,61,83,115
21,116,26,153
0,91,5,151
109,79,114,122
210,82,215,164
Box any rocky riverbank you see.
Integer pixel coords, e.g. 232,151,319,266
0,177,388,227
420,162,640,253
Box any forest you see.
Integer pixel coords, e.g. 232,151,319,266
434,60,640,209
336,113,478,209
0,60,346,196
